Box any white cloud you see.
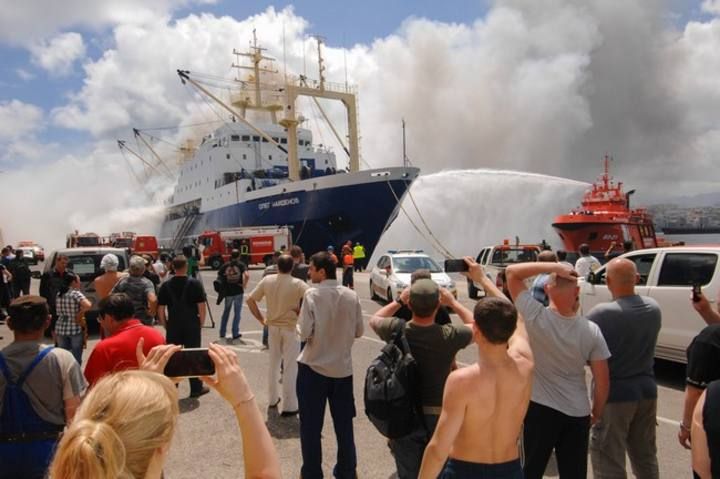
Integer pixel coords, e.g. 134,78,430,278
702,0,720,14
15,68,35,80
0,100,43,140
0,0,217,45
30,32,86,75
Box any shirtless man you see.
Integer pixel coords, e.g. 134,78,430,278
93,254,126,302
419,257,533,479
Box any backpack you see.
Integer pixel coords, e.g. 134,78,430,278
364,321,422,439
0,348,63,477
225,264,242,284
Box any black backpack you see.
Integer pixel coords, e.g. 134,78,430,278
364,321,422,439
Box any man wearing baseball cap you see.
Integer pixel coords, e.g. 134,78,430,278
370,279,475,479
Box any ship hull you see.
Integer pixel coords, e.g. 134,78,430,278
160,167,419,260
552,216,658,257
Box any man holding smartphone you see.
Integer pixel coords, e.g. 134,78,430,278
157,255,209,398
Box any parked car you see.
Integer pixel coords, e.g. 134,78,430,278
580,246,720,363
43,247,129,334
369,250,456,303
468,242,541,299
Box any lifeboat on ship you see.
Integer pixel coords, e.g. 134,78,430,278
552,156,658,258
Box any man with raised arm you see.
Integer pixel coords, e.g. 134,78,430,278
419,258,533,479
370,278,473,479
506,260,611,479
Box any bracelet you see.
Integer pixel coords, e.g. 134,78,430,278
232,394,255,410
680,422,691,432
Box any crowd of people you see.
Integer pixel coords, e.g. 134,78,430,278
0,241,719,478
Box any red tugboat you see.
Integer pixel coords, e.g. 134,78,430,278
552,156,658,258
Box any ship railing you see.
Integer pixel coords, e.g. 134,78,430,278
287,75,357,95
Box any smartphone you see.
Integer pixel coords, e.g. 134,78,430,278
163,348,215,377
692,283,702,303
444,258,469,273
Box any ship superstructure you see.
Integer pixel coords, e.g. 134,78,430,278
157,34,419,257
552,156,658,257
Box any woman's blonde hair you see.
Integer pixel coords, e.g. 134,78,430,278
50,370,178,479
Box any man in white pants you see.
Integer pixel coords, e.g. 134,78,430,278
247,254,309,415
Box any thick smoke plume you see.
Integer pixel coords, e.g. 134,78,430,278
1,1,719,249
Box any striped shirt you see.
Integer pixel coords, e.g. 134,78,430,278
55,289,85,336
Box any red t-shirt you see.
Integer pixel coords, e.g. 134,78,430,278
84,319,166,387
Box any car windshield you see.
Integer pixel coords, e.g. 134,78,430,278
66,254,127,280
393,256,442,273
490,248,538,265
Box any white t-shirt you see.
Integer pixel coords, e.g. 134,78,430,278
575,255,601,278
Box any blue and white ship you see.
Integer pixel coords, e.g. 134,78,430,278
159,36,419,259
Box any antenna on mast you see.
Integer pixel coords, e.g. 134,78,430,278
311,34,327,91
402,118,408,167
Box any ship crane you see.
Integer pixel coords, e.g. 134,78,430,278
177,35,359,181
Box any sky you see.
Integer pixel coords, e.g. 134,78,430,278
1,0,719,248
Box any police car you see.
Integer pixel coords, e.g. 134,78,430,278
369,250,456,302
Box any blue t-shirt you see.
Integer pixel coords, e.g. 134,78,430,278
587,295,661,402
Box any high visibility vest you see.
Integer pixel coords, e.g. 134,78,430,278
353,245,365,259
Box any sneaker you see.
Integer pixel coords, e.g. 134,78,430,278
189,386,210,398
232,334,243,339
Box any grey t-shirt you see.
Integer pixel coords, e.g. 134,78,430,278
587,295,661,402
112,275,155,321
515,290,611,417
0,341,87,425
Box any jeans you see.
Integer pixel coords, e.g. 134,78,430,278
220,293,243,339
590,399,659,479
268,326,300,412
522,401,590,479
57,333,83,364
389,414,439,479
297,363,357,479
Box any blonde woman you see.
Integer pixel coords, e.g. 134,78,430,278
49,342,281,479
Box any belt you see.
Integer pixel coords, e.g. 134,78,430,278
0,429,63,443
422,406,442,415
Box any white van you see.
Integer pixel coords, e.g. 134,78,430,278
579,246,720,364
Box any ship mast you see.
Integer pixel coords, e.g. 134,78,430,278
178,33,361,181
280,36,360,180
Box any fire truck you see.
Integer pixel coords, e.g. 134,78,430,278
197,226,292,269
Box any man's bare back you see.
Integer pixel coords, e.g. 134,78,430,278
446,348,532,463
419,257,534,479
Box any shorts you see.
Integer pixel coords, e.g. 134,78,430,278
439,458,523,479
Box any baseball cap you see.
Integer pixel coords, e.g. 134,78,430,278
409,278,439,311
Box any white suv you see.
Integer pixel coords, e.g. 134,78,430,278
369,250,456,302
579,246,720,363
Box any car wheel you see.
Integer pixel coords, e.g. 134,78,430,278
387,287,393,303
210,257,223,270
370,280,379,300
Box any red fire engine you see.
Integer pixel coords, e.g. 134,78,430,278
198,226,292,269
